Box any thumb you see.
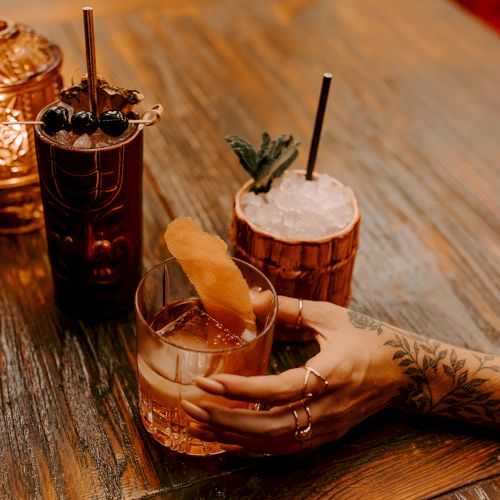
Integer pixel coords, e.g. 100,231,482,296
277,296,339,346
277,296,314,329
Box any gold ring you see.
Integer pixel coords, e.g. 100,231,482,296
289,401,313,443
295,298,303,329
302,365,329,399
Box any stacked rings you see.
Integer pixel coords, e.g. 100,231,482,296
295,298,303,329
289,402,313,443
288,365,329,444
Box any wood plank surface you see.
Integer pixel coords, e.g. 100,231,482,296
0,0,499,498
436,475,500,500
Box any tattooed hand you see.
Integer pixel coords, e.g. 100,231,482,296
181,296,500,455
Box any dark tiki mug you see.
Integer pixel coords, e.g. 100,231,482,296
34,111,143,318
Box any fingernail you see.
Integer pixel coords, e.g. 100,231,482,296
195,377,226,394
220,444,244,452
181,400,210,422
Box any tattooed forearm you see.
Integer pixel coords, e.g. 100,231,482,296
348,310,500,427
388,337,500,425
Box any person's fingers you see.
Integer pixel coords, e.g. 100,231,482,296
181,400,295,437
249,289,275,317
187,425,249,451
276,295,330,341
187,424,300,454
187,425,216,441
187,426,244,452
181,399,326,455
276,296,313,328
219,443,245,452
195,363,329,405
196,370,303,404
277,295,348,346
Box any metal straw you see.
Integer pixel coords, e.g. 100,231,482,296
306,73,332,181
83,7,98,115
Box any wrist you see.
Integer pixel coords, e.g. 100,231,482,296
378,331,438,413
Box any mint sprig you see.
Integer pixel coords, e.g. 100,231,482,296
225,132,299,193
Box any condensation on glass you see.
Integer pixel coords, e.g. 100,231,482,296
0,18,62,234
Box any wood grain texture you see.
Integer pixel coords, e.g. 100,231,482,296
436,475,500,499
0,0,499,498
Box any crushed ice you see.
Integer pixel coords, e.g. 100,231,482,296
242,170,355,240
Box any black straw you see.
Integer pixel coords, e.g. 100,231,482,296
83,7,98,115
306,73,332,180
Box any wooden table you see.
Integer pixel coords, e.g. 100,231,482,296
1,0,499,498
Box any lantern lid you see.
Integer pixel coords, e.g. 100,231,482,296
0,18,62,87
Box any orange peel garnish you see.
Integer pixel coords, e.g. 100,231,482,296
164,217,256,335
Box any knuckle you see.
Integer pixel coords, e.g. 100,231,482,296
333,357,356,384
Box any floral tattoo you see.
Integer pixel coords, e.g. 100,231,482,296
348,311,384,335
348,311,500,425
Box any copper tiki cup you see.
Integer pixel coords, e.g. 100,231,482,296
34,116,143,318
231,173,360,334
0,18,63,234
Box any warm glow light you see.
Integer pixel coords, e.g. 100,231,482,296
0,97,29,171
0,18,62,234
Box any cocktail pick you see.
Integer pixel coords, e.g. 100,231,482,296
0,104,163,127
83,6,98,115
306,73,332,181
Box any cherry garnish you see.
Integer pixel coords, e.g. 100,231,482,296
41,106,70,135
71,111,99,135
99,110,129,137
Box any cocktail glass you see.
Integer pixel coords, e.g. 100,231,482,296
135,257,277,456
34,107,143,317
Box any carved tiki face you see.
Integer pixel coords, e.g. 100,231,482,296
35,126,143,302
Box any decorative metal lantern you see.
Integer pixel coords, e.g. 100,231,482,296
0,18,62,234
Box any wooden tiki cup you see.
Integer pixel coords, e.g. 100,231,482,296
231,174,361,308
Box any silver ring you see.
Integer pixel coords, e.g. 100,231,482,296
289,401,313,443
302,365,329,399
295,298,303,329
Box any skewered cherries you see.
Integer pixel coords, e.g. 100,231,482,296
41,106,70,135
99,110,129,137
71,111,99,135
41,106,133,137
